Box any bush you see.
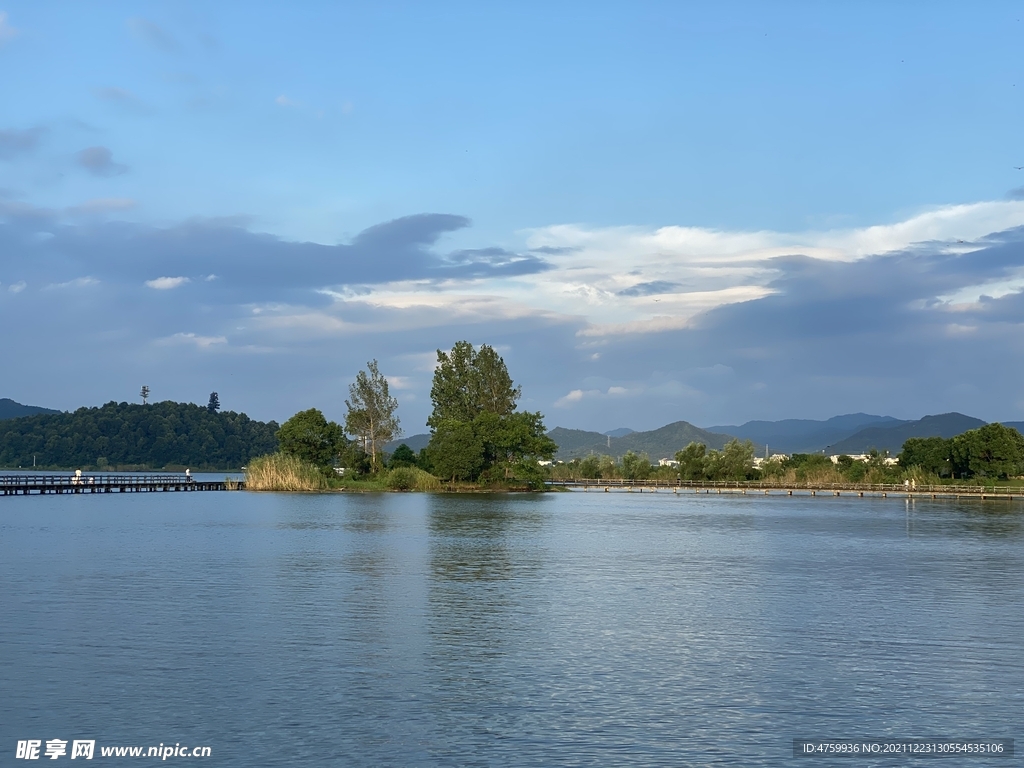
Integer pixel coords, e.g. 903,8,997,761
384,466,441,492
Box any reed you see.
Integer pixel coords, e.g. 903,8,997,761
245,453,329,492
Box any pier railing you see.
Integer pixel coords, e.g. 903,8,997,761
1,473,243,495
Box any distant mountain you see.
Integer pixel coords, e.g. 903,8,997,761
603,427,634,437
384,433,430,453
549,421,732,461
1003,422,1024,434
829,413,986,455
704,413,905,454
0,398,60,420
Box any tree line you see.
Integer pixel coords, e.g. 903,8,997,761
273,341,556,488
550,422,1024,484
0,400,279,470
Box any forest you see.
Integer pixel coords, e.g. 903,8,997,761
0,400,279,470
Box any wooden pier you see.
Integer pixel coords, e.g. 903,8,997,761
546,479,1024,501
1,473,243,496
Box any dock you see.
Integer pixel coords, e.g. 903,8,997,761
546,479,1024,501
1,473,244,496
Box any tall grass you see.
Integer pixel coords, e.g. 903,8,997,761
384,466,442,491
245,453,329,491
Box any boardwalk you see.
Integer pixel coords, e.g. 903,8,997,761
1,473,243,496
546,479,1024,501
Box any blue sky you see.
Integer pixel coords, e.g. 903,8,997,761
2,2,1024,432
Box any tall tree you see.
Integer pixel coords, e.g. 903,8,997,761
345,360,401,473
140,385,150,405
277,408,344,469
207,392,221,413
428,341,520,428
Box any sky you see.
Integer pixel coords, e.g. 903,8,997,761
2,1,1024,433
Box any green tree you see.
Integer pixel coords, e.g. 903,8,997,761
578,455,603,479
675,442,707,481
430,420,485,482
621,450,652,480
719,438,756,479
951,423,1024,479
344,360,401,473
899,437,952,477
475,410,557,478
277,408,344,469
427,341,520,427
388,444,417,468
207,392,220,413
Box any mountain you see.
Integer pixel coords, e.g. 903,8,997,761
828,413,986,455
604,428,634,437
384,433,430,453
0,398,60,420
549,421,732,461
704,413,905,454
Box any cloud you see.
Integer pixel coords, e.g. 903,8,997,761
156,332,227,348
127,18,177,52
8,281,26,293
275,94,300,107
76,146,128,176
1009,187,1024,201
66,198,137,215
0,11,18,46
5,201,1024,429
46,277,99,290
0,126,45,160
617,280,681,296
93,87,153,115
145,276,191,290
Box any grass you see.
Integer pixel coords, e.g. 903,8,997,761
245,453,329,492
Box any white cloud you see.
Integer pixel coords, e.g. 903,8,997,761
275,94,300,107
145,276,190,290
8,281,26,293
0,12,19,46
156,332,227,348
46,277,99,289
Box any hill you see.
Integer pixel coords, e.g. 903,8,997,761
0,401,279,470
0,398,60,420
829,413,986,455
384,433,430,453
704,413,904,454
549,421,732,461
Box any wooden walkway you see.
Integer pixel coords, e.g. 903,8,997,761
1,473,243,496
546,479,1024,501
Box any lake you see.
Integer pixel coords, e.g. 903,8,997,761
1,491,1021,766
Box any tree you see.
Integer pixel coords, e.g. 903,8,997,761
277,409,344,469
344,360,401,474
951,423,1024,479
140,385,150,405
719,438,756,479
475,410,557,478
430,420,485,482
622,450,652,480
388,444,417,468
207,392,221,413
427,341,520,427
899,437,952,477
675,442,707,481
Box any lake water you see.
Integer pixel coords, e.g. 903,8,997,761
1,491,1022,766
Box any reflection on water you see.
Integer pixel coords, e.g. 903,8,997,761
1,491,1022,767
